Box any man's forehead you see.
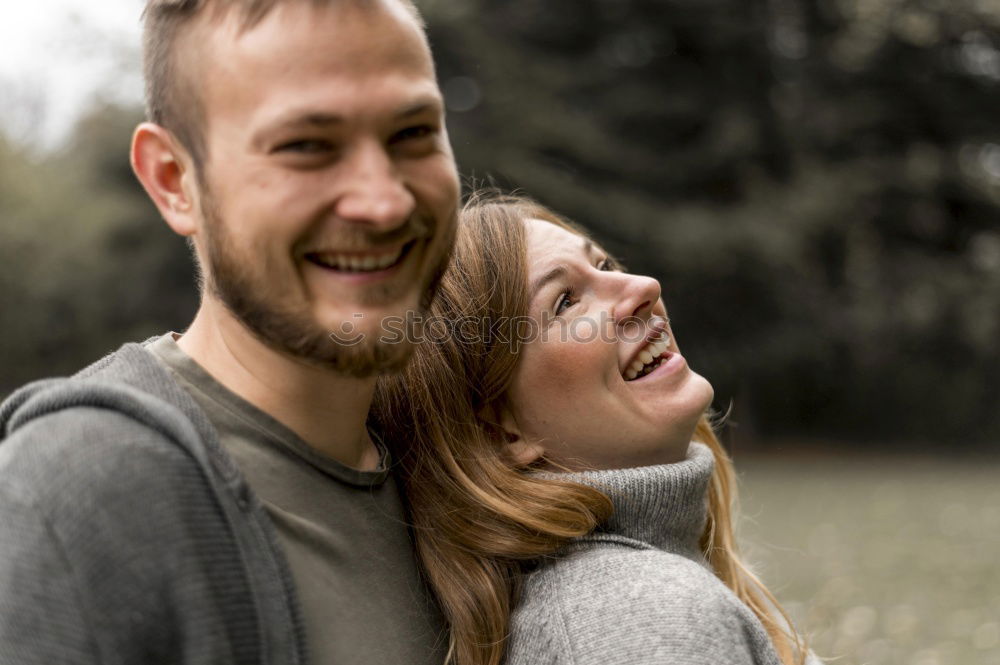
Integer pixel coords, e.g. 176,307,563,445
180,0,415,32
184,0,435,116
189,0,428,70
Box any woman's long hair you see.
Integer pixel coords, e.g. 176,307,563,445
372,193,806,665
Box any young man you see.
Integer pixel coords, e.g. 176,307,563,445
0,1,460,663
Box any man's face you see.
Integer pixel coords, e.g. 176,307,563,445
189,0,460,376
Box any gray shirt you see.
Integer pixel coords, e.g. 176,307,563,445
147,334,446,665
507,443,818,665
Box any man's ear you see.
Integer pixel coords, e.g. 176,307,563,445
499,408,545,467
130,122,200,237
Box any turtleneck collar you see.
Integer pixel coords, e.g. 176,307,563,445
555,442,715,562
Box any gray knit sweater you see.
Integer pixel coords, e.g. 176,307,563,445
506,442,810,665
0,342,307,664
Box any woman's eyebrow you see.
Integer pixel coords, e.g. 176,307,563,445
529,238,595,302
530,265,568,302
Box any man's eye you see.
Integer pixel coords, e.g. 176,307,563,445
391,125,436,144
276,139,333,154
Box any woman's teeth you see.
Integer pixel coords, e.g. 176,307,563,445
625,335,671,381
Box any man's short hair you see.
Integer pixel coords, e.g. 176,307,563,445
141,0,425,174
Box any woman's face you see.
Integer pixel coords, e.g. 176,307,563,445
503,219,714,470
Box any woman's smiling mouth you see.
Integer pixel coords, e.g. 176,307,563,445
626,350,685,383
624,331,671,381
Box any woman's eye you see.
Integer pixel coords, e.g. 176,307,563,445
555,290,575,315
598,258,613,271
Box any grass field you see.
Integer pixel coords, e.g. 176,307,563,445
736,451,1000,665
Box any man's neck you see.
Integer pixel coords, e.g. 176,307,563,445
177,302,381,471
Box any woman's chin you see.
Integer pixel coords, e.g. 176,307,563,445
691,371,715,405
665,374,715,424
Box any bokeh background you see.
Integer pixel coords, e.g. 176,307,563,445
1,1,998,663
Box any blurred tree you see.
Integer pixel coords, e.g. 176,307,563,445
423,0,1000,448
0,0,996,449
0,101,197,392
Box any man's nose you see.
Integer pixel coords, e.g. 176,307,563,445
611,273,661,323
333,142,415,229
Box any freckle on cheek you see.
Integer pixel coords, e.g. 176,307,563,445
534,352,586,390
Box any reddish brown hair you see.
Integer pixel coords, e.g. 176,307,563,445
373,192,808,665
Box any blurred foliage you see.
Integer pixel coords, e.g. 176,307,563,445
1,0,998,449
423,0,1000,449
0,103,197,390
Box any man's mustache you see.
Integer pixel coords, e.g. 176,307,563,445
301,214,433,251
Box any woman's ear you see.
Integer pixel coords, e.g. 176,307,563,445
507,440,546,467
499,408,545,466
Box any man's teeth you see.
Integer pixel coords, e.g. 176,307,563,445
310,246,405,272
625,335,671,380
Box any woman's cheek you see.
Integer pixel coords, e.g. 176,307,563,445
562,316,601,344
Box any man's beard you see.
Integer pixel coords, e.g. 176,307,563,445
199,190,453,378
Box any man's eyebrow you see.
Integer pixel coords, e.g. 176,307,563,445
255,112,344,141
395,97,443,119
529,238,595,302
254,96,444,144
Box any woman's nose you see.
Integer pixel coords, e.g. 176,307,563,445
611,273,662,324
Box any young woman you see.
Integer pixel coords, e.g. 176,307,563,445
372,193,815,665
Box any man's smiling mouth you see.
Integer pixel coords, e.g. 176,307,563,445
305,240,416,274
